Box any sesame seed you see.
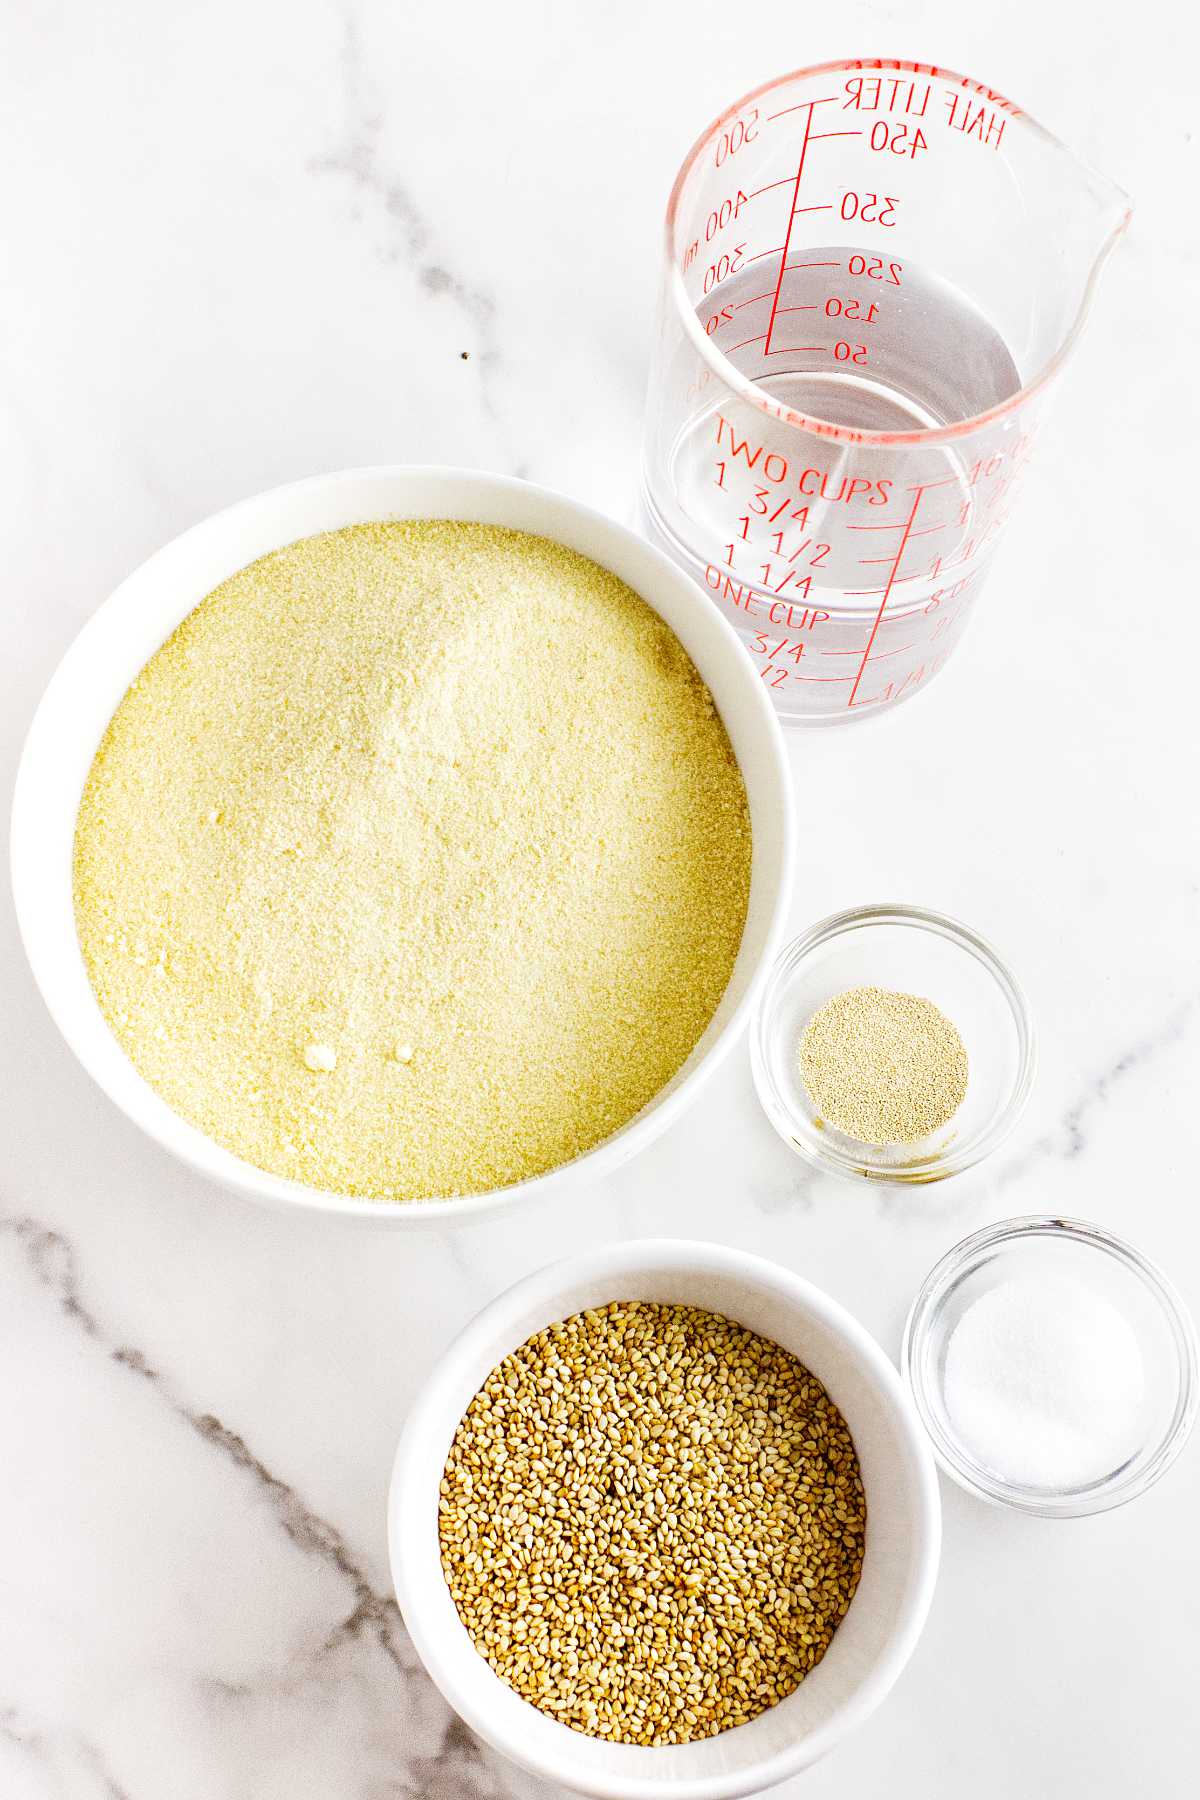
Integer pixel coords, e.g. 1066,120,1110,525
439,1301,866,1746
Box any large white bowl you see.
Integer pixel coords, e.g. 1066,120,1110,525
389,1239,941,1799
11,468,793,1223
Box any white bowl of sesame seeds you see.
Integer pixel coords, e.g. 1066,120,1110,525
388,1238,941,1799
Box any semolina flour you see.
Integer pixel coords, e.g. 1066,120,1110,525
73,522,752,1201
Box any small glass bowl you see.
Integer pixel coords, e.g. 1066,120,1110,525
750,903,1035,1184
902,1216,1198,1517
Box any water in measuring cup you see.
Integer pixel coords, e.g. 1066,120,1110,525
650,249,1025,718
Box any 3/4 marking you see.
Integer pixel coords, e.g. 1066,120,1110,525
751,632,807,663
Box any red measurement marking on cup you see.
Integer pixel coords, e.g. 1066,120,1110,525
765,95,840,122
760,92,847,357
822,641,918,662
856,527,962,562
844,567,929,596
763,104,818,357
847,484,926,709
846,510,965,534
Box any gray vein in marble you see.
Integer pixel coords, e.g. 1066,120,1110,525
409,1712,519,1800
748,1169,818,1217
439,1222,479,1289
310,6,518,460
0,1211,524,1791
0,1215,412,1677
0,1208,527,1800
999,992,1197,1185
0,1704,130,1800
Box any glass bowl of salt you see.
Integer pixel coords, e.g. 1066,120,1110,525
902,1215,1197,1517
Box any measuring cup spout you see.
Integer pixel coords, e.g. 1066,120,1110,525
1025,147,1132,388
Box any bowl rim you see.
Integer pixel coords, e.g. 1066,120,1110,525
388,1236,942,1800
750,901,1037,1184
900,1213,1200,1517
10,464,794,1225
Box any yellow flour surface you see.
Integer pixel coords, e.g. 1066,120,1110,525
73,522,752,1202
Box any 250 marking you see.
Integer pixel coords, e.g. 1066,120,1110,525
848,253,903,284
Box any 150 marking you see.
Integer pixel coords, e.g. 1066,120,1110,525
826,295,879,323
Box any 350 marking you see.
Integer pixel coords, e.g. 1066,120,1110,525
840,190,899,227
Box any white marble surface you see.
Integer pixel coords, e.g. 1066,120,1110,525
2,2,1198,1795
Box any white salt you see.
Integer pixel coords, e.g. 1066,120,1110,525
943,1272,1144,1490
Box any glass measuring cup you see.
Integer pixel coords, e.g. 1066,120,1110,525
642,60,1131,724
